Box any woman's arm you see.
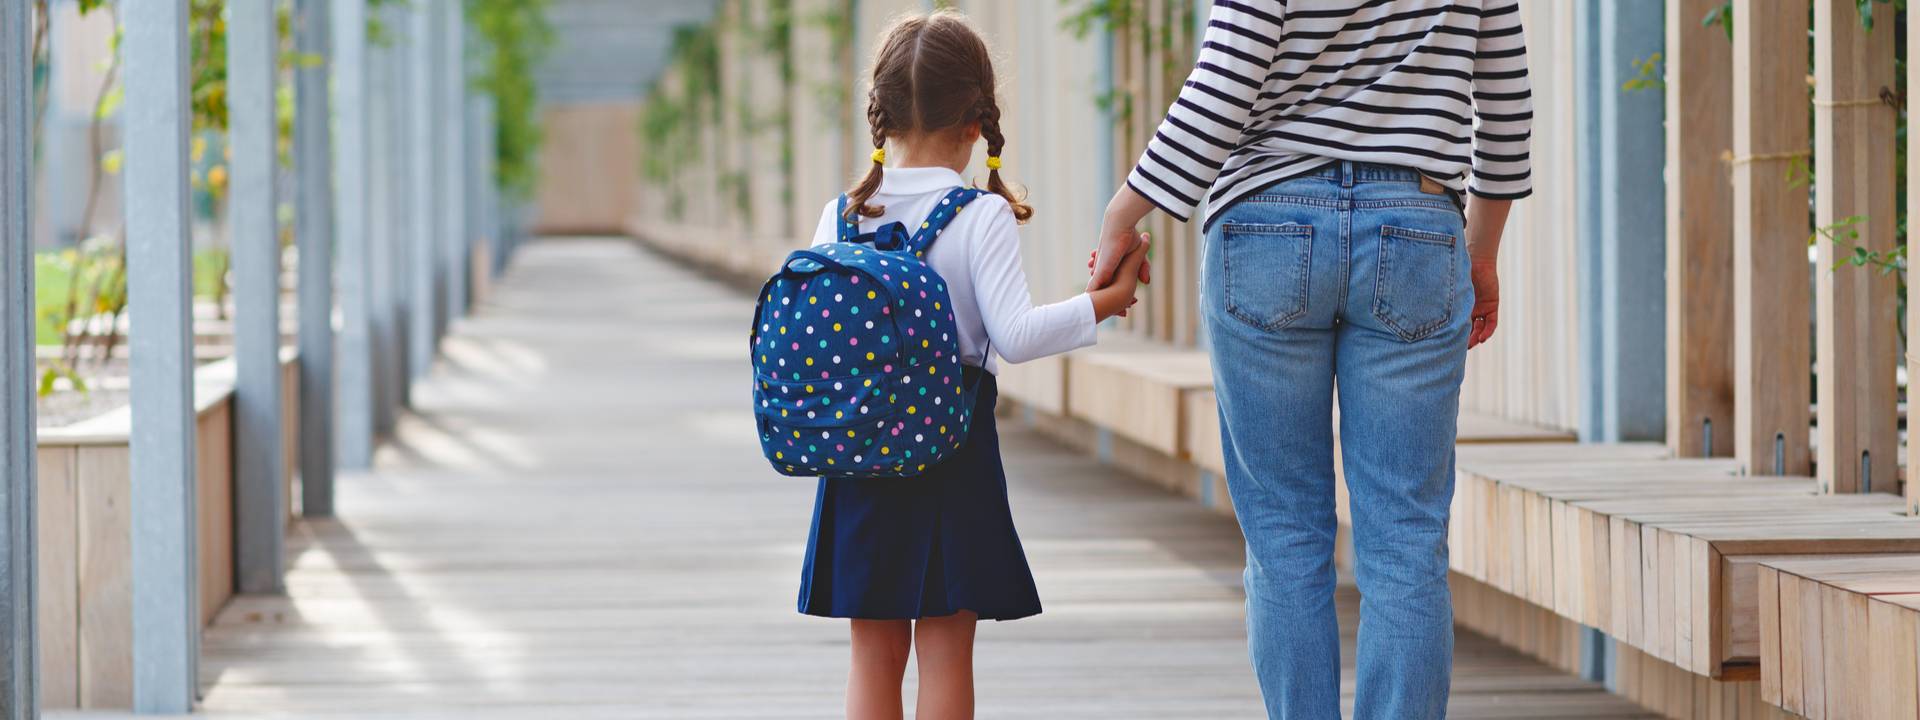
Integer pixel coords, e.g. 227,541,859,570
1464,195,1511,348
1090,0,1283,290
1464,0,1532,348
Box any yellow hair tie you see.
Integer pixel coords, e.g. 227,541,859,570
871,148,886,164
985,155,1003,170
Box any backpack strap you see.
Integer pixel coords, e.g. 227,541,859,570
904,187,986,257
834,194,860,243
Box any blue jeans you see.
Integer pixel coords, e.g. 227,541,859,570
1203,161,1471,720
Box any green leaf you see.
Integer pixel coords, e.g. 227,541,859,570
38,369,56,398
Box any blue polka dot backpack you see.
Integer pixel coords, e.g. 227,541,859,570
751,187,987,479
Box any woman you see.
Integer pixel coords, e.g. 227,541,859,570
1088,2,1530,718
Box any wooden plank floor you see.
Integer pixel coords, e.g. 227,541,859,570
57,238,1652,718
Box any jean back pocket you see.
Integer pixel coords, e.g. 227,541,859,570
1371,224,1458,342
1222,222,1313,331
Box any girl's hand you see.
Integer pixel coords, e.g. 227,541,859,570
1089,249,1150,316
1468,258,1499,348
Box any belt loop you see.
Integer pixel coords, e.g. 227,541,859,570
1340,161,1354,188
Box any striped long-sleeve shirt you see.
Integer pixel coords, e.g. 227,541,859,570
1126,0,1534,224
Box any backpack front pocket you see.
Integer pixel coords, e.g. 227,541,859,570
1221,222,1313,331
1371,224,1459,342
754,373,896,429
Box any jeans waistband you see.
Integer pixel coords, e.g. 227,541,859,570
1300,160,1423,184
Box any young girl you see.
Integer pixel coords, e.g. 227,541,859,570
797,10,1147,720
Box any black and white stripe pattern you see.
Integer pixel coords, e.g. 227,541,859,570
1127,0,1533,223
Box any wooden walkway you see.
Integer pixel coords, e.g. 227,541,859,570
65,238,1653,718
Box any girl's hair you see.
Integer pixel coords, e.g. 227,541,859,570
844,10,1033,224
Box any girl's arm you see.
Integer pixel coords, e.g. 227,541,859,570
1091,0,1283,289
968,204,1102,365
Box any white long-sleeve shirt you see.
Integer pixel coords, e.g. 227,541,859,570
811,166,1096,373
1127,0,1534,225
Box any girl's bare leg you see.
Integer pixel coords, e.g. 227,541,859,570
848,619,913,720
913,611,979,720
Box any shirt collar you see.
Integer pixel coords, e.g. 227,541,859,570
878,165,966,195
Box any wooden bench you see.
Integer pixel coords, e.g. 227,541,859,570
1757,555,1920,718
1449,444,1920,681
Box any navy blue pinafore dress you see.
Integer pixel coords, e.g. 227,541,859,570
792,191,1037,622
798,368,1040,620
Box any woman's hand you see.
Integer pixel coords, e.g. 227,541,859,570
1468,258,1499,348
1461,195,1512,349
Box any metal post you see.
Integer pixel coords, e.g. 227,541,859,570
0,2,38,717
231,0,286,595
409,0,441,379
442,1,469,320
124,0,199,711
331,0,374,473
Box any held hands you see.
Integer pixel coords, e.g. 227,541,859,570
1089,209,1155,292
1089,233,1151,321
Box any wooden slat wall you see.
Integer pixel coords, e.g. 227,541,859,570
1811,0,1898,496
1910,5,1920,515
1664,0,1735,460
1457,2,1582,433
634,0,1587,436
786,0,851,246
1730,1,1812,478
37,446,78,708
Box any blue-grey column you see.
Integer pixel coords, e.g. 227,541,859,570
442,2,469,319
297,0,343,508
466,99,491,282
0,3,38,717
1579,0,1667,443
331,0,375,473
388,4,416,407
231,0,286,595
123,0,200,712
368,15,403,430
409,0,442,379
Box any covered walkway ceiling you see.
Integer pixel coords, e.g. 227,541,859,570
536,0,720,104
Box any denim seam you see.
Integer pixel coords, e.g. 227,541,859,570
1381,225,1457,247
1222,223,1312,331
1372,226,1457,342
1242,194,1345,209
1356,198,1457,212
